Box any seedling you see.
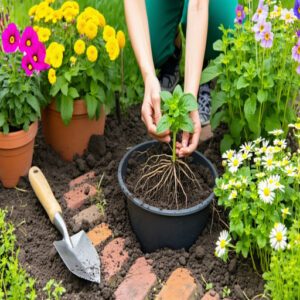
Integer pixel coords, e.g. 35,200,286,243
134,85,201,208
222,286,231,298
43,279,66,300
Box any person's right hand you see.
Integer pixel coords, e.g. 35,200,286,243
141,74,170,143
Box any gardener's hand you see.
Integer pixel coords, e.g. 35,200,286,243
176,110,201,157
141,74,171,143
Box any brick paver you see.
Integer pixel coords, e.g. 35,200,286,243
87,223,112,246
114,257,157,300
156,268,202,300
101,238,129,282
69,171,96,188
64,183,97,209
72,204,103,230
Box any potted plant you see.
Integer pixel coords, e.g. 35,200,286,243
0,22,48,188
200,0,300,153
29,1,125,161
118,86,218,252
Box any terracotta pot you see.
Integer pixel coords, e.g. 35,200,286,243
0,121,38,188
42,99,106,161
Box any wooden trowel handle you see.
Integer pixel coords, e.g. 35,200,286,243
29,166,62,223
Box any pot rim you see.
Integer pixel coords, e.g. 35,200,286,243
0,121,38,150
118,140,218,217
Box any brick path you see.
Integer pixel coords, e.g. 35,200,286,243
64,166,229,300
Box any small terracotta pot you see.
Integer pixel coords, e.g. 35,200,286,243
42,99,106,161
0,121,38,188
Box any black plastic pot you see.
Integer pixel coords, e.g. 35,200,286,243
118,140,218,253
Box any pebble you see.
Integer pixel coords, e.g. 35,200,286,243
195,245,205,260
179,256,186,266
228,258,237,274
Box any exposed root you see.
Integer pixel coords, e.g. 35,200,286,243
134,154,203,209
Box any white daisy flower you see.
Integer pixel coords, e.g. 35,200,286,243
268,175,285,192
221,182,229,190
222,149,235,160
228,179,236,187
285,165,297,177
269,129,284,136
280,157,290,167
259,141,269,154
228,154,243,173
270,223,287,251
262,154,276,171
281,207,291,219
288,122,300,130
258,180,275,204
240,142,254,153
280,8,296,24
215,230,231,258
254,137,263,144
241,151,252,160
229,190,238,200
240,176,248,185
274,139,287,149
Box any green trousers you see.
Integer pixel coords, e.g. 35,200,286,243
145,0,237,68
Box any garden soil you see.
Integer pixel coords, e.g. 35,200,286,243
0,106,264,300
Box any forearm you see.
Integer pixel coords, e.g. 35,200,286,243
184,0,209,97
124,0,155,82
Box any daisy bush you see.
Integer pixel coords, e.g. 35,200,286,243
201,0,300,152
214,120,300,272
28,0,126,124
0,18,47,133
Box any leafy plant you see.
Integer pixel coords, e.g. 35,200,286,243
0,22,47,133
0,209,37,299
214,124,300,272
42,279,66,300
201,0,300,152
222,286,231,298
29,0,126,124
263,220,300,300
157,85,198,162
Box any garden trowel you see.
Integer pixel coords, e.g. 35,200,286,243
28,166,100,283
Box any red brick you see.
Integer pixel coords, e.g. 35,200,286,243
64,183,97,209
114,257,157,300
72,205,103,231
156,268,202,300
201,290,220,300
69,171,96,188
87,223,112,246
200,125,213,142
101,238,129,282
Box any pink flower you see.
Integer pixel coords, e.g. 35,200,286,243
252,3,269,22
21,55,35,76
253,21,271,41
260,30,274,48
29,42,50,71
292,41,300,62
19,27,39,54
297,65,300,74
1,23,20,53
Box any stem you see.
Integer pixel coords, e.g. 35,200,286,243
172,131,177,163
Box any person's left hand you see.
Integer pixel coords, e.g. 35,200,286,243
176,110,201,157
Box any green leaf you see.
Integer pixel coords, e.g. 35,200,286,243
157,114,170,134
160,91,172,102
200,65,221,84
0,113,5,127
173,85,183,98
220,134,234,153
85,94,98,119
60,95,73,125
180,94,198,112
211,110,225,130
264,114,281,132
90,80,98,96
229,119,245,138
244,96,256,116
26,95,40,116
236,77,249,89
211,91,226,115
180,115,194,133
68,87,79,99
257,90,267,103
213,40,223,52
64,72,71,82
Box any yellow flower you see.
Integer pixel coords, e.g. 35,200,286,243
48,68,56,85
74,39,86,55
76,18,86,35
105,38,120,61
61,1,79,22
37,27,51,42
116,30,126,49
50,50,63,68
84,20,98,40
46,42,64,68
45,0,55,3
52,9,63,23
97,13,106,27
86,45,98,62
70,56,77,65
103,25,116,42
28,5,38,17
44,6,54,22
